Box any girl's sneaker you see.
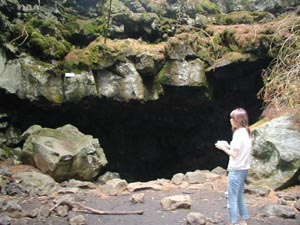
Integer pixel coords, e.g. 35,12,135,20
239,220,247,225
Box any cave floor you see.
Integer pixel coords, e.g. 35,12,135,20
3,174,300,225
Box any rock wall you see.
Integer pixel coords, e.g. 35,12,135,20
0,0,299,104
0,0,299,185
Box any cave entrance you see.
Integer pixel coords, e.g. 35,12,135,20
0,59,269,182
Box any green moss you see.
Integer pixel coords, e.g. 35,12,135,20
216,11,274,25
218,11,254,25
194,32,228,65
11,16,72,60
30,17,61,36
63,37,165,72
227,52,248,62
62,62,83,74
65,18,103,38
222,28,236,42
188,0,220,15
156,63,168,84
200,0,220,14
29,31,71,59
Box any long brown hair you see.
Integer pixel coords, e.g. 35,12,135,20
230,108,251,135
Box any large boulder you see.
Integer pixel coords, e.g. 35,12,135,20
249,114,300,189
20,124,108,182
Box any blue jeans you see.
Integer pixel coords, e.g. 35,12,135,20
227,170,249,224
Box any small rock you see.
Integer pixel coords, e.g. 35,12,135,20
206,212,223,224
55,205,69,217
97,171,120,184
156,178,171,186
0,165,12,177
261,204,296,218
185,171,206,184
294,199,300,211
24,208,39,218
131,193,145,203
0,215,11,225
245,185,271,197
276,192,296,201
179,181,190,189
100,178,128,196
62,179,95,189
0,199,23,218
172,173,185,185
127,181,161,192
188,183,214,191
69,214,86,225
14,170,57,196
1,200,22,212
211,166,227,176
277,198,287,205
203,171,220,182
160,195,192,211
186,212,206,225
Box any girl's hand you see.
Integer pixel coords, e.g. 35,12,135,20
215,140,238,158
215,140,229,151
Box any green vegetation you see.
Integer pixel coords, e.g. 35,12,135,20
63,37,165,72
259,16,300,117
216,11,272,25
218,11,254,24
29,32,71,59
199,0,220,14
11,16,72,60
65,18,103,38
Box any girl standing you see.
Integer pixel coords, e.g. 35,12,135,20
215,108,251,225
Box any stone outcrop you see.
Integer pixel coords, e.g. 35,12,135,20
20,124,108,182
249,114,300,189
0,0,300,190
0,0,299,104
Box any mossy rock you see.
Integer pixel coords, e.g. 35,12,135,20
216,11,275,25
29,32,71,59
186,0,221,16
63,15,104,46
12,16,72,60
139,0,169,16
63,37,165,71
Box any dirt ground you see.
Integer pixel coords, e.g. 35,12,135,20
3,175,300,225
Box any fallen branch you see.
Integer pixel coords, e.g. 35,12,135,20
50,199,143,215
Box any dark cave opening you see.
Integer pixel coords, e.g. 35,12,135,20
0,59,269,182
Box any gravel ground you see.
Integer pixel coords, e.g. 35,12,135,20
4,176,300,225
